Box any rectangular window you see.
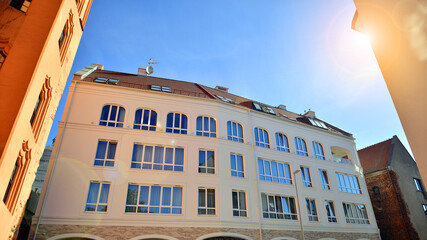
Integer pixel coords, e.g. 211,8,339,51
230,153,244,177
319,169,330,190
343,202,369,224
199,149,215,174
131,143,184,172
261,193,297,220
305,198,318,221
414,178,424,192
232,190,247,217
336,173,361,194
125,184,182,214
312,141,325,159
300,166,312,187
94,140,117,167
85,182,110,212
198,187,215,215
258,158,292,184
325,200,337,223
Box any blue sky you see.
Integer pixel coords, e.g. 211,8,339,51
48,0,412,156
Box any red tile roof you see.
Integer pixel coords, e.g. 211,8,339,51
79,68,353,137
358,138,393,173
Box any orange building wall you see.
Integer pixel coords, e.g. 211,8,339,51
0,0,92,239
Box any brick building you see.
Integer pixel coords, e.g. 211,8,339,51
0,0,92,239
358,136,427,240
32,65,380,240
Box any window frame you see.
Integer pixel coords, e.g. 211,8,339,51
196,116,217,137
305,198,318,222
312,141,325,160
84,181,111,213
130,143,184,172
166,112,188,134
232,190,247,217
0,51,6,69
99,104,126,128
94,139,117,167
198,187,216,216
227,121,244,143
261,193,297,220
124,184,183,215
230,153,244,178
325,200,337,223
133,108,157,131
254,127,270,148
258,158,292,184
198,149,215,174
336,172,361,194
295,137,308,156
319,169,330,190
414,178,424,192
275,132,290,152
300,166,312,187
423,204,427,218
342,202,370,224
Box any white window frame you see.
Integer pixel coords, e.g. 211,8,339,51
99,104,125,127
319,169,330,190
300,166,312,187
198,187,216,215
258,158,292,184
199,149,215,174
130,143,184,172
254,127,270,148
261,193,297,220
305,198,318,221
85,181,110,213
196,116,216,137
227,121,244,142
230,153,244,178
166,112,188,134
295,137,308,156
336,172,361,194
232,190,247,217
275,132,290,152
325,200,337,223
94,140,117,167
312,141,325,160
343,202,369,224
133,108,157,131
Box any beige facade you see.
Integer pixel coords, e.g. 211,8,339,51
33,66,380,240
352,0,427,184
0,0,92,239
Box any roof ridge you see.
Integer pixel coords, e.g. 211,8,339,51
358,137,393,152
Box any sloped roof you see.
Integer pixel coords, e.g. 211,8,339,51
358,138,393,173
78,68,353,138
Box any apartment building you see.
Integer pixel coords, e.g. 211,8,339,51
32,65,380,240
0,0,92,239
358,136,427,240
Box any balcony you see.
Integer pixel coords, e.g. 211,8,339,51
331,146,353,166
331,156,352,166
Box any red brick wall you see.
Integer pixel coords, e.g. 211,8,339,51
366,170,419,240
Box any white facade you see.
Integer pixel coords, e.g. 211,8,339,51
33,68,379,240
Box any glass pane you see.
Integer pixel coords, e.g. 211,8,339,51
139,186,149,205
162,187,171,205
150,111,157,127
196,116,202,131
107,142,116,159
172,187,182,206
175,148,184,165
165,148,174,164
174,113,180,128
198,189,205,207
230,154,236,171
207,151,215,167
132,144,143,162
181,115,187,129
109,106,117,121
203,117,209,131
117,107,125,122
239,192,246,210
237,155,243,172
86,182,100,204
207,189,215,208
150,186,161,206
134,109,142,124
144,146,153,163
99,183,110,203
210,118,216,133
232,191,238,208
166,113,173,128
95,141,107,159
227,121,232,138
126,184,138,205
154,146,164,164
100,105,110,121
258,159,264,175
199,150,206,167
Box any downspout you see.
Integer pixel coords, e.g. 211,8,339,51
33,81,79,239
247,109,263,240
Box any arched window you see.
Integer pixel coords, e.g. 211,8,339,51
294,137,308,156
31,76,52,141
99,104,125,127
134,109,157,131
275,133,289,152
227,121,243,142
196,116,216,137
254,128,269,148
312,141,325,159
166,112,187,134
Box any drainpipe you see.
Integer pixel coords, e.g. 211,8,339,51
293,169,305,240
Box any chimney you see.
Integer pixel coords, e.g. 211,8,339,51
304,109,316,118
138,68,147,76
278,105,287,111
215,86,228,92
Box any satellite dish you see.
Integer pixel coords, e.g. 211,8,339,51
146,65,154,75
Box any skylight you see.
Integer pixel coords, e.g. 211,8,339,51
151,85,172,93
253,102,262,111
308,118,328,129
94,77,119,85
252,102,276,115
215,95,234,103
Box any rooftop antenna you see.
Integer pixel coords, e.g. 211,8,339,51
146,58,158,75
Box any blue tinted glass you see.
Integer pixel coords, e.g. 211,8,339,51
237,124,243,138
264,161,271,175
278,163,285,178
134,109,142,125
162,187,171,205
154,146,164,163
264,131,269,144
271,162,278,177
227,121,232,138
117,107,125,123
95,141,107,159
94,160,104,166
126,184,138,205
199,150,206,166
258,159,264,175
175,148,184,165
144,146,153,163
181,115,187,129
165,148,173,164
196,116,202,131
254,128,259,142
107,142,116,159
142,109,149,125
87,182,100,204
174,113,180,128
172,187,182,206
237,155,243,172
232,123,237,137
139,186,149,205
203,117,209,131
100,105,110,121
105,161,114,167
132,144,143,162
210,118,216,133
150,186,161,206
230,154,236,170
109,106,117,121
99,183,110,203
166,113,173,128
150,111,157,127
